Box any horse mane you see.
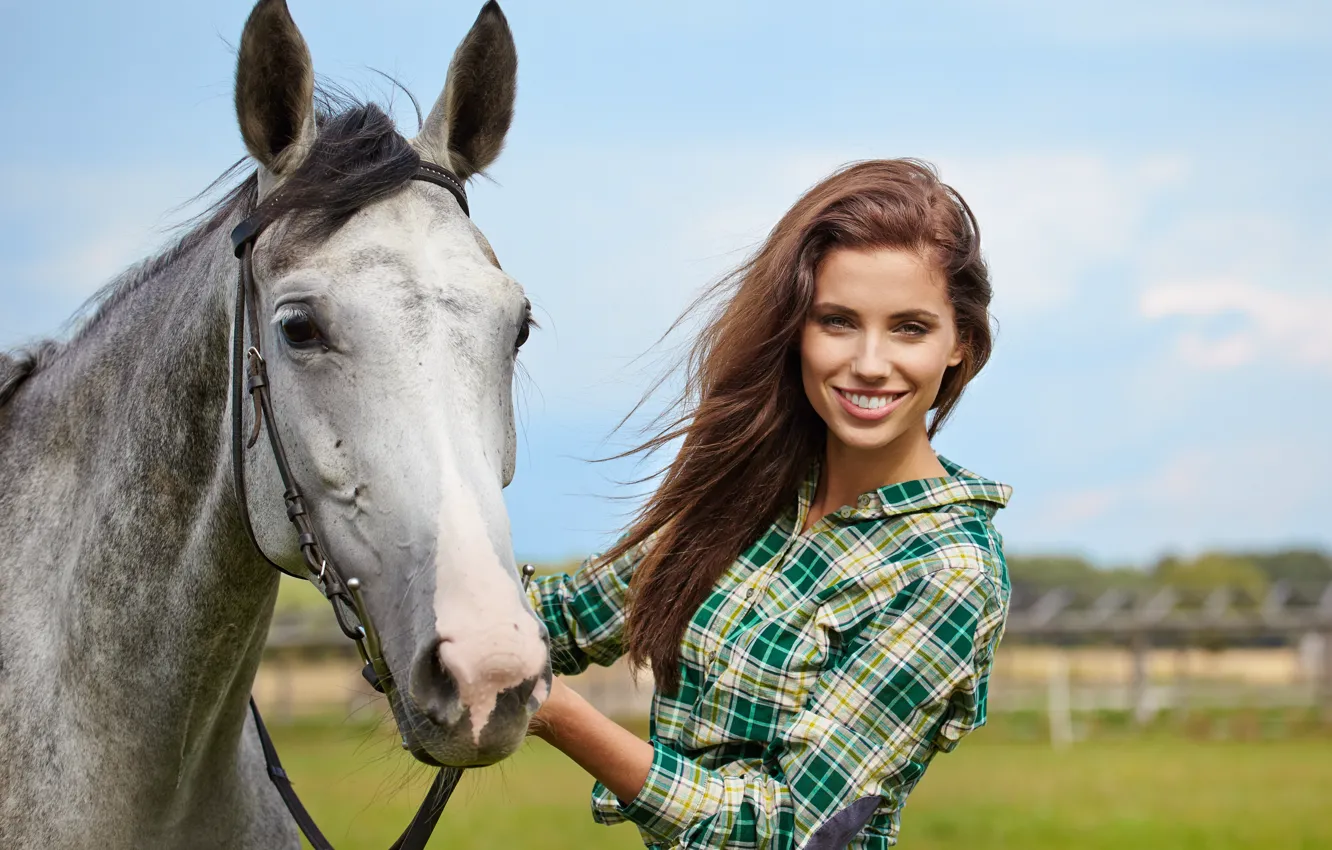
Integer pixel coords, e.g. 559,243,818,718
0,91,422,409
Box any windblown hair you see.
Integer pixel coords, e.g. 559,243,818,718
0,94,420,409
613,159,994,693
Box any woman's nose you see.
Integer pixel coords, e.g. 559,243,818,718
852,336,892,381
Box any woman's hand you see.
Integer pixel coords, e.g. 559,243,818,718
524,676,654,803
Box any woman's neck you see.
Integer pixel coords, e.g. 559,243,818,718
803,425,946,532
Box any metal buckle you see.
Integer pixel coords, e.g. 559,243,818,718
244,347,266,448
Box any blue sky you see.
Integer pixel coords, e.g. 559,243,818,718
2,1,1329,565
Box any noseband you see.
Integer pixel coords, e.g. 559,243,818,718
229,161,497,850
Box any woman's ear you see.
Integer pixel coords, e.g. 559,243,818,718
948,337,965,368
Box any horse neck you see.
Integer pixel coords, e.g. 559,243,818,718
0,207,283,828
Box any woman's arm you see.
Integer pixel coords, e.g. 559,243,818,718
538,564,1006,850
530,678,654,803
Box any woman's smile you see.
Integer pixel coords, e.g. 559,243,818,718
833,387,909,420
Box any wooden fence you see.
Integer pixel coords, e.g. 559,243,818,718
257,580,1332,735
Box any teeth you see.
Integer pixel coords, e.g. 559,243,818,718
844,391,900,410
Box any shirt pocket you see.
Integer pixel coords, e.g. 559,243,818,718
690,612,829,742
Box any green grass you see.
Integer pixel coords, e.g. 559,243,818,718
269,715,642,850
268,716,1332,850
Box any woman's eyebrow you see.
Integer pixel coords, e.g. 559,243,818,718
891,309,942,322
810,301,860,316
812,303,942,323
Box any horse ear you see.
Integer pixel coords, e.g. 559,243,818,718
414,1,517,180
234,0,316,179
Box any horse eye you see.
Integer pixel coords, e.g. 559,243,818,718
280,311,321,346
515,302,536,353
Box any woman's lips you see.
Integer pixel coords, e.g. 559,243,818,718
834,388,908,421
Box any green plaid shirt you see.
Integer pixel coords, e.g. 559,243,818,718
529,457,1011,849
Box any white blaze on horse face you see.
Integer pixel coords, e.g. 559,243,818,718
363,187,544,742
431,443,546,744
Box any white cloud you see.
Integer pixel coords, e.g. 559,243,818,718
1140,278,1332,372
1042,486,1122,528
944,154,1189,313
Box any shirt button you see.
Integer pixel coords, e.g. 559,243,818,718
708,650,717,661
745,588,755,599
857,495,873,508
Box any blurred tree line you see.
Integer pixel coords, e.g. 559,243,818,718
534,549,1332,604
1006,549,1332,604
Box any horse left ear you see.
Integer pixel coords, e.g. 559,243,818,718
234,0,317,187
414,1,517,180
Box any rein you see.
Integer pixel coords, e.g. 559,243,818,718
229,161,496,850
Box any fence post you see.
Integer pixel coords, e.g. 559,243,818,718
1316,583,1332,725
1322,630,1332,726
1047,650,1074,748
1130,632,1152,727
1174,642,1190,722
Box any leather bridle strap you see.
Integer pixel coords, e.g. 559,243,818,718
231,161,470,850
248,700,463,850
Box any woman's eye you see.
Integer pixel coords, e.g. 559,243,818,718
820,315,852,329
279,311,321,346
897,322,929,336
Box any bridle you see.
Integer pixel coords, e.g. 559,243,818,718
230,160,522,850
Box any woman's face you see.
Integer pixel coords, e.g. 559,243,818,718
800,246,963,456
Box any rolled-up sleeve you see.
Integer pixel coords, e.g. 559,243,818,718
592,566,1005,849
527,539,650,676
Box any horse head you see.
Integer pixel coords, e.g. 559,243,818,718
233,0,548,768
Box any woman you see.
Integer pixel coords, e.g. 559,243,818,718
527,159,1011,849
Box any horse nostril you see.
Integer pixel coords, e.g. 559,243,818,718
410,638,463,727
490,676,539,721
515,675,537,704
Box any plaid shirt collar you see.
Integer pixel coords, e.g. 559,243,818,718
795,454,1013,527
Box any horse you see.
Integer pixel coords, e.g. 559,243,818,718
0,1,551,846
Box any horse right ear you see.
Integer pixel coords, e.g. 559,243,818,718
234,0,316,186
413,1,517,180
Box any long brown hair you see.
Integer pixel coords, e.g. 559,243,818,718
610,159,994,693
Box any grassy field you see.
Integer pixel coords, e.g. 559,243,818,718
267,715,1332,850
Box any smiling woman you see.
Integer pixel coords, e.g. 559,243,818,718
524,159,1011,849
